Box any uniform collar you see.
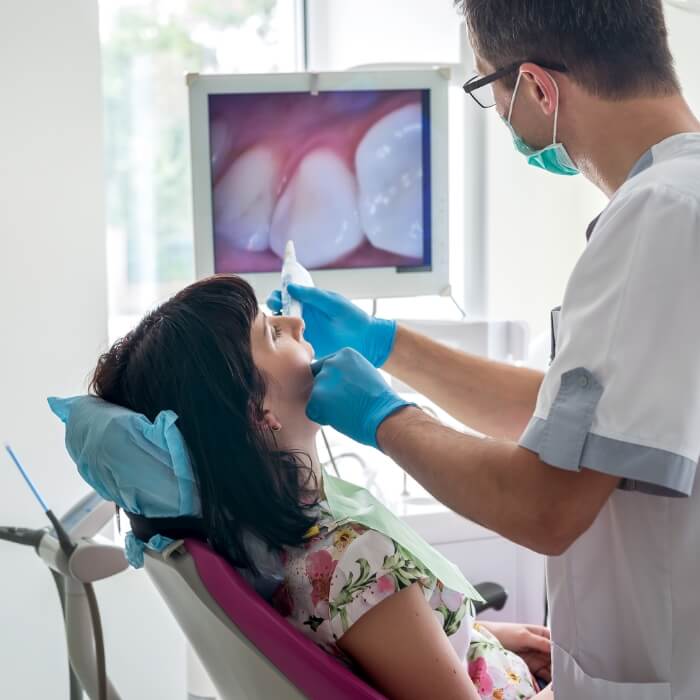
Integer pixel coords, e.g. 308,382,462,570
585,133,700,241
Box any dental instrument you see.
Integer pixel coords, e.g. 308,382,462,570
1,444,126,700
281,240,314,318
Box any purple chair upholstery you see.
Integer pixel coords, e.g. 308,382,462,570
185,538,388,700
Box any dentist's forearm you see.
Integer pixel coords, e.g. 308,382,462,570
376,407,617,556
383,325,544,440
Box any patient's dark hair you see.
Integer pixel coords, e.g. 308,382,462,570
90,274,318,572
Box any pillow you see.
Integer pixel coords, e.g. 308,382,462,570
48,395,285,592
48,395,200,518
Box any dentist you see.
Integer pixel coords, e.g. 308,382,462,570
269,1,700,697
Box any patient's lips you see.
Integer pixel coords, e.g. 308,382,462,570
355,104,424,258
213,145,281,252
269,149,363,268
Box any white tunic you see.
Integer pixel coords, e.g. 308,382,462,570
519,133,700,699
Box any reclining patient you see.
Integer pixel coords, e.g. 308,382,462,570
90,274,552,700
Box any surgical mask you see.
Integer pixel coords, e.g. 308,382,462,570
502,72,579,176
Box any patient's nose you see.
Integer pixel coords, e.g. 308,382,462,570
288,316,305,341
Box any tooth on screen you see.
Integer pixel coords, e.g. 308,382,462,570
210,120,233,180
269,149,363,267
213,145,280,252
355,103,424,259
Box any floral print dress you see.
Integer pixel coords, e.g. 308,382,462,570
271,502,538,700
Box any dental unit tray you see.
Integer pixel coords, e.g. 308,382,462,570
1,446,126,700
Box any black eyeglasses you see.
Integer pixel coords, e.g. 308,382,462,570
463,61,568,109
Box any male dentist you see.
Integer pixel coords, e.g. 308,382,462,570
269,1,700,697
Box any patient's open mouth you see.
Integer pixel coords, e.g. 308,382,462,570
209,90,426,272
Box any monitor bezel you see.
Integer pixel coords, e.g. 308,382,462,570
188,69,450,301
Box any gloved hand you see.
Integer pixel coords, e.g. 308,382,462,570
306,348,413,449
266,284,397,368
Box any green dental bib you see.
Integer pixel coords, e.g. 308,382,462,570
323,471,484,604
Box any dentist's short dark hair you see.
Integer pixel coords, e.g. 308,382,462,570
455,0,680,97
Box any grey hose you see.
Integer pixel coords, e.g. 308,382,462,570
50,570,83,700
83,582,107,700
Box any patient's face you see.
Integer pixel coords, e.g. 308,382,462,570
250,311,316,433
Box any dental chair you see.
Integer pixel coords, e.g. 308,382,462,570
145,538,384,700
143,532,508,700
47,395,509,700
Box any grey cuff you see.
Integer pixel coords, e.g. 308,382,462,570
520,368,696,497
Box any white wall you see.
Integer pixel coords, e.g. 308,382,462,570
307,0,462,70
667,6,700,111
0,3,184,698
484,118,605,337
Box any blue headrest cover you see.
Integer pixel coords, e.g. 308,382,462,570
48,395,201,518
48,395,285,592
48,395,201,568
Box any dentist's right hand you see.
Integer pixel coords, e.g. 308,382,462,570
266,284,397,368
307,348,414,449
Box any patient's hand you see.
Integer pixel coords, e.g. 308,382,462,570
479,621,552,682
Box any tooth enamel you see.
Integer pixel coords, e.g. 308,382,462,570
269,149,363,267
213,145,280,252
210,119,234,180
355,104,424,258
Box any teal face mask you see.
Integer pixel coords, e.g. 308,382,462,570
503,72,579,176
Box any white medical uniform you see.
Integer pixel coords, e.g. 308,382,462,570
520,133,700,700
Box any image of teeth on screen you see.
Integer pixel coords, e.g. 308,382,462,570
209,89,432,273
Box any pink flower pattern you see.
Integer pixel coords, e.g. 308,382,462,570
469,657,494,695
305,549,338,608
271,505,538,700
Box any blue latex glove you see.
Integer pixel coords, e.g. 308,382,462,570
307,348,413,449
266,284,397,368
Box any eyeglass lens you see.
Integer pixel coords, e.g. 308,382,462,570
470,79,496,108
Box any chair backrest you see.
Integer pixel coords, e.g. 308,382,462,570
144,538,387,700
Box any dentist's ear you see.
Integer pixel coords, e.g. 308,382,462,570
518,63,560,117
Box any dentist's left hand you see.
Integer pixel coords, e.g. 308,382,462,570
307,348,414,449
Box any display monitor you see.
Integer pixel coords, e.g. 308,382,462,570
188,69,449,300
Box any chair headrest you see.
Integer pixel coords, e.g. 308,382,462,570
47,395,285,586
48,395,201,519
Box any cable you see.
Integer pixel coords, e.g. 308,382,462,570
3,446,107,700
448,291,467,319
51,570,84,700
0,526,45,547
84,582,107,700
320,428,340,477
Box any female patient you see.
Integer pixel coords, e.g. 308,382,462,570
91,274,553,700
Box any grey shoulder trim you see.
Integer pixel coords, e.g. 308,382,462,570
520,416,696,497
626,148,654,181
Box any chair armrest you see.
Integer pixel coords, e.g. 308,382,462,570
473,581,508,615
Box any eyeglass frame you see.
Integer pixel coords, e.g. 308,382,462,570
463,61,568,109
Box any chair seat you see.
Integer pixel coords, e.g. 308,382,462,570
185,538,387,700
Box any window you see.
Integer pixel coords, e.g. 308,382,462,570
100,0,302,340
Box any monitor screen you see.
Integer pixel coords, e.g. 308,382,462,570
208,89,432,274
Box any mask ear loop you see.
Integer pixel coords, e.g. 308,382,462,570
508,69,561,147
507,71,525,123
549,73,561,146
